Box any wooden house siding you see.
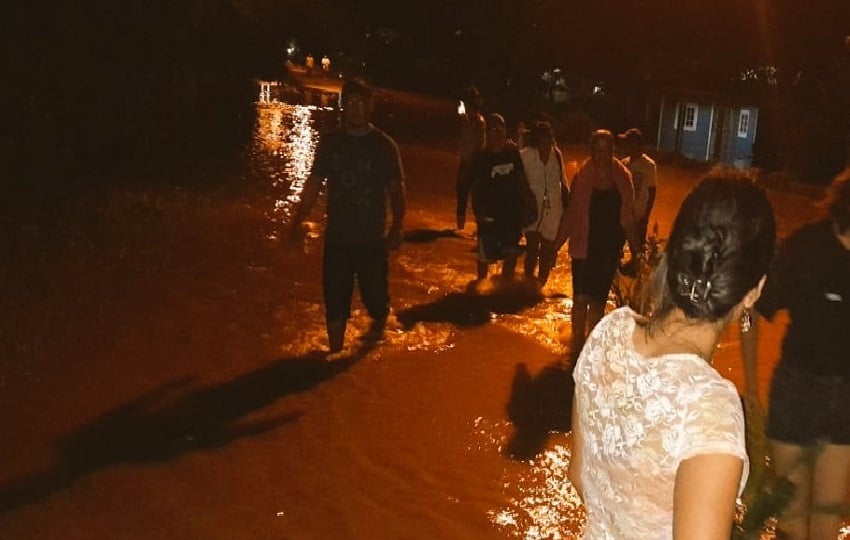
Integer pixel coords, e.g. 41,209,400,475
655,92,759,168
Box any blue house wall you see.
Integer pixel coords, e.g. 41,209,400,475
656,95,759,168
727,108,758,168
680,103,713,161
657,101,711,160
658,99,678,151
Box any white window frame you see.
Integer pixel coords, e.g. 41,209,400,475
737,109,750,138
683,103,698,131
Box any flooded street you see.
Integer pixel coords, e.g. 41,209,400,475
0,92,835,539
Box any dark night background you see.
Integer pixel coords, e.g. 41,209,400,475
4,0,849,188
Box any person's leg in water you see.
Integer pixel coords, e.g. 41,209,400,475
537,238,558,286
571,294,591,358
584,249,620,334
456,163,472,230
499,232,522,278
524,231,542,279
570,258,591,359
356,244,390,343
502,249,518,277
809,443,850,540
323,244,356,352
477,234,497,280
771,440,813,540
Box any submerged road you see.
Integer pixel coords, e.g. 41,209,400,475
0,84,837,539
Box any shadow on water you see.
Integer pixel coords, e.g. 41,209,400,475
505,361,575,460
401,228,465,243
396,277,544,328
0,343,375,512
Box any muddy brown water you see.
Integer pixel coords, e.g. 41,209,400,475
0,95,840,539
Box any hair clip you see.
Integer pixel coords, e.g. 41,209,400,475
678,275,712,304
688,278,712,303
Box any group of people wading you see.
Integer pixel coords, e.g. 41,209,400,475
455,85,658,355
290,77,850,539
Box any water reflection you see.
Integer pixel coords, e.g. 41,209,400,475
249,102,336,230
245,99,589,540
492,443,585,539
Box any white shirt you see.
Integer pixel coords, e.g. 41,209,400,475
621,153,657,221
573,308,748,539
520,147,565,240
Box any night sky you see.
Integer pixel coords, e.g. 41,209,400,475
5,0,849,183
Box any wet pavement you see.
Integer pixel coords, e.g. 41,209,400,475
0,89,840,539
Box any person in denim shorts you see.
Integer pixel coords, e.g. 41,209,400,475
742,168,850,540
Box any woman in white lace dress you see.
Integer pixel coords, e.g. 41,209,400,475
567,171,776,539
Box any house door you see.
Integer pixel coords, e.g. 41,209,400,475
714,108,737,164
710,107,725,161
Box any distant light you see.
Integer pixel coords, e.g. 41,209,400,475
593,85,604,95
458,100,466,115
454,29,463,36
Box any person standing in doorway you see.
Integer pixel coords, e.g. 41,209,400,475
741,168,850,540
456,85,487,230
557,129,639,357
521,121,569,287
289,78,406,353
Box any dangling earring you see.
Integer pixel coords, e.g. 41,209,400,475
740,308,753,333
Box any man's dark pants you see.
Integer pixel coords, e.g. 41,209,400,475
323,242,390,326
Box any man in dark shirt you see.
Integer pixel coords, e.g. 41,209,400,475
469,113,531,280
742,168,850,540
290,78,406,353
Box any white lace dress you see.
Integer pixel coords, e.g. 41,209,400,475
572,307,748,539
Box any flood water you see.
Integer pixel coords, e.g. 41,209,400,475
0,95,845,539
245,99,586,539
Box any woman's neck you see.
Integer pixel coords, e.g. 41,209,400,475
635,310,725,363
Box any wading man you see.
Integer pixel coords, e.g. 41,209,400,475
290,78,406,353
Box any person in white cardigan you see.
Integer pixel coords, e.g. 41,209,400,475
520,122,569,286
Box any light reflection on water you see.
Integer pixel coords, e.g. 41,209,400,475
249,102,336,229
239,100,850,539
247,100,583,540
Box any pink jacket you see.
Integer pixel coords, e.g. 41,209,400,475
559,157,636,259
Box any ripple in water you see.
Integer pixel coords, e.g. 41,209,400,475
490,441,585,539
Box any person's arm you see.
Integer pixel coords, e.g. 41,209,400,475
386,176,406,250
566,394,584,499
645,161,657,218
673,454,743,540
555,171,580,249
475,115,487,152
645,186,657,223
469,156,486,223
385,141,406,250
290,135,328,240
516,151,536,227
288,172,323,240
615,164,641,252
